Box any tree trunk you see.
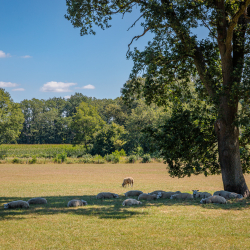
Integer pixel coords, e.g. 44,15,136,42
215,106,249,197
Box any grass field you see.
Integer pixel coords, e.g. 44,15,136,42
0,163,250,250
0,144,86,159
0,144,156,164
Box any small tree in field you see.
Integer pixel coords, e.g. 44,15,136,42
65,1,250,196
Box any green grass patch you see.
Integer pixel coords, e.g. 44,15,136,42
0,145,163,164
0,163,250,249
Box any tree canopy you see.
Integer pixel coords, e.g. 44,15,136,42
92,122,126,156
0,89,24,144
71,101,105,145
65,0,250,196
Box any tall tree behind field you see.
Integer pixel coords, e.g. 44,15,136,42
18,98,45,144
71,101,105,146
0,88,24,144
90,97,116,122
17,94,125,144
42,97,72,143
92,122,126,156
96,97,140,127
65,93,93,117
102,99,129,126
18,98,72,144
124,100,168,155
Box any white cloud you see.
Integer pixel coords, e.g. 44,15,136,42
12,88,25,91
0,81,18,87
40,81,77,92
0,50,11,58
83,84,95,89
21,55,32,59
64,95,71,99
75,84,95,90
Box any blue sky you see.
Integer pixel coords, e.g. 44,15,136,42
0,1,208,103
0,0,153,103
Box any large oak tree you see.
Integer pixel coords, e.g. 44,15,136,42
65,0,250,196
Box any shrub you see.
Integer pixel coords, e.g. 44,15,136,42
77,154,93,163
96,158,105,164
105,153,120,163
105,154,114,162
53,157,59,163
132,146,144,157
58,152,67,163
127,155,137,163
53,152,67,163
29,156,37,164
22,154,30,158
112,149,126,157
154,157,163,163
93,155,105,164
112,155,120,164
141,154,151,163
0,150,7,160
12,158,20,164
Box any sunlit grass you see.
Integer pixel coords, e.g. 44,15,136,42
0,163,250,249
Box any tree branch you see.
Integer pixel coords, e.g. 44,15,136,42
110,1,136,14
127,13,145,31
225,0,250,54
216,0,227,54
160,0,217,99
127,27,150,53
201,19,219,40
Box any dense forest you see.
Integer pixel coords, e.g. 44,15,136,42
1,88,169,157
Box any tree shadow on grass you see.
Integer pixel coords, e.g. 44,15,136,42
129,197,250,211
153,197,250,211
0,195,149,221
0,195,249,221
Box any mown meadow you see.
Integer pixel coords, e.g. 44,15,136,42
0,162,250,249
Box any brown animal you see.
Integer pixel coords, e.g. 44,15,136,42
122,177,134,187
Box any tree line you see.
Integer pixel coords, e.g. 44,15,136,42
1,88,168,157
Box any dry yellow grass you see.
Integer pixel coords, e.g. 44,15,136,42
0,163,250,250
